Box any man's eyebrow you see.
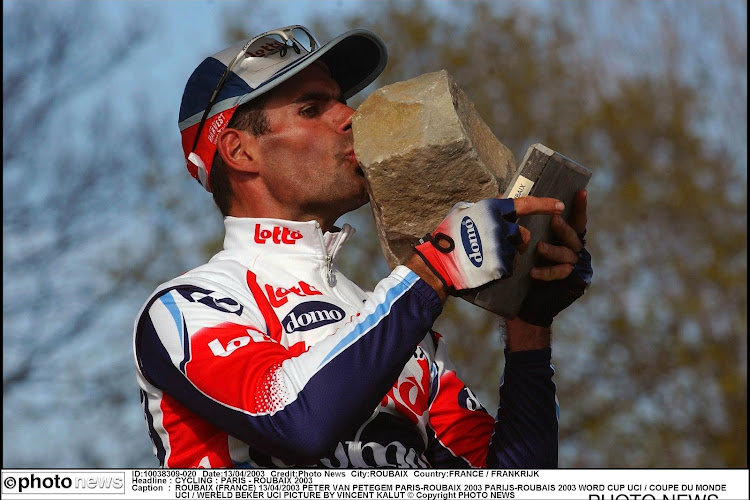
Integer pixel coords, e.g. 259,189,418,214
294,91,345,104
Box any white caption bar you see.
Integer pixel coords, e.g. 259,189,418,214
2,469,748,500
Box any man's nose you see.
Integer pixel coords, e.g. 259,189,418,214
336,103,355,134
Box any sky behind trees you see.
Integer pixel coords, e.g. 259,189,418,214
3,0,746,468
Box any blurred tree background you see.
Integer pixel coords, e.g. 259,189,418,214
3,0,746,468
222,0,748,468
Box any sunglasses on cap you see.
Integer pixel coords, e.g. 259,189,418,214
190,25,321,153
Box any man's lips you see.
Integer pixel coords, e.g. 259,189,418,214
344,150,365,176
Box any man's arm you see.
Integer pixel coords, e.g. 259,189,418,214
405,253,449,302
488,189,591,467
423,329,557,469
504,317,550,350
135,268,443,466
486,346,558,468
421,191,591,468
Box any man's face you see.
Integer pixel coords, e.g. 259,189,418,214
253,64,368,228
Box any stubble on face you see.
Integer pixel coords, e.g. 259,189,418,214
256,66,370,228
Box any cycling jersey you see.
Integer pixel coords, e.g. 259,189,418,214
134,217,558,468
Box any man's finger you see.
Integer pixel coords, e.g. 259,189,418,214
536,240,579,265
511,196,565,218
571,189,588,236
551,215,584,254
530,263,574,281
517,226,531,254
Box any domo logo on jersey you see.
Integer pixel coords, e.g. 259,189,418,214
461,216,483,267
282,301,345,334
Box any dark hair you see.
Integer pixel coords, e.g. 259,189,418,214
210,94,272,216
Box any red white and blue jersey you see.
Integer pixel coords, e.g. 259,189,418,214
134,217,558,468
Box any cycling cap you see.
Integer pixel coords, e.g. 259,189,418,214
178,25,388,192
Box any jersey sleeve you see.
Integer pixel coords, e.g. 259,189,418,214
134,266,442,466
487,348,558,468
424,332,495,468
426,335,558,468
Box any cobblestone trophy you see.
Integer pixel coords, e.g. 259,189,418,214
352,70,591,317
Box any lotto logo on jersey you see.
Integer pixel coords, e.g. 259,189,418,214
266,281,322,308
254,224,303,244
282,301,345,334
208,329,268,357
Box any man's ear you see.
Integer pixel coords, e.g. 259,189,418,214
216,128,259,174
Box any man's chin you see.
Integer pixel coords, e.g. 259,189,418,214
345,191,370,213
325,189,369,221
355,196,370,210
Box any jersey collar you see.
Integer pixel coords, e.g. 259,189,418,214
222,216,355,258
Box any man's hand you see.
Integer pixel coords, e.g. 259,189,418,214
517,189,592,327
411,196,564,298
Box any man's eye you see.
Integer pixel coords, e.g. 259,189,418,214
300,105,319,117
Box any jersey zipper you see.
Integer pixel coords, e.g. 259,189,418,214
319,225,350,288
325,254,336,287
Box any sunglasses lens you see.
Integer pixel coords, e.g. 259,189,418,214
290,27,316,52
241,26,318,59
